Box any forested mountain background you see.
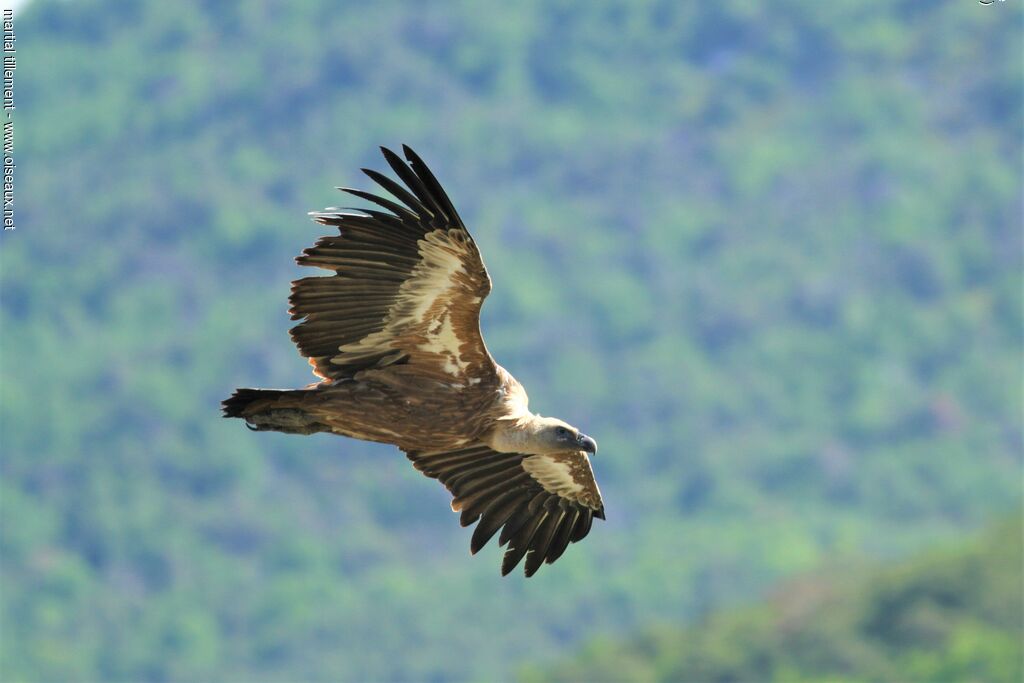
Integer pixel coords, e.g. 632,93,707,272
530,519,1022,682
1,0,1020,681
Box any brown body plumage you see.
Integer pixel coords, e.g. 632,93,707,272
223,146,603,576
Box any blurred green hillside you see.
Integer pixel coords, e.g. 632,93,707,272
1,0,1021,681
530,518,1023,683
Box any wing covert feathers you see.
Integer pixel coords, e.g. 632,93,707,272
406,444,604,577
292,146,493,382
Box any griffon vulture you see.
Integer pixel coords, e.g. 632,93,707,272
223,145,603,576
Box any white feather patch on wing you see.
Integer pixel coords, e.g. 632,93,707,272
418,312,463,375
522,455,584,497
331,230,470,374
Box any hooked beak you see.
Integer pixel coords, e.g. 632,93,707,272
577,433,597,454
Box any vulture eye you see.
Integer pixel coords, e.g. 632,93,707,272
555,427,570,438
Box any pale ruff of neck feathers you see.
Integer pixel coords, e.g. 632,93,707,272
486,374,539,453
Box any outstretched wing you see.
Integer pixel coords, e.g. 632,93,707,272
291,145,495,383
406,445,605,577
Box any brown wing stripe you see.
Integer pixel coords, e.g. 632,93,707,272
440,454,519,483
446,459,522,490
457,473,534,527
411,446,501,472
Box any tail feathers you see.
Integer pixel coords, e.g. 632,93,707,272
222,388,329,435
222,388,291,418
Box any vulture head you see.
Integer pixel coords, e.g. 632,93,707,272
530,416,598,455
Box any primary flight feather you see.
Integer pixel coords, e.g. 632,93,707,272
223,145,603,577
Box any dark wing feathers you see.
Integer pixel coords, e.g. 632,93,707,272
359,168,431,218
545,508,579,565
339,187,420,221
571,510,595,543
523,508,566,577
403,144,466,229
502,511,548,577
291,146,492,381
470,488,530,554
407,444,604,577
